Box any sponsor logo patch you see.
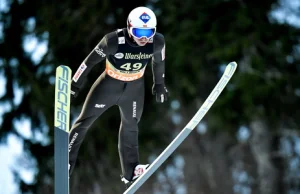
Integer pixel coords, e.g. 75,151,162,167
124,52,153,60
95,46,106,57
69,132,78,152
133,101,137,118
73,63,87,82
139,12,151,23
114,53,124,59
95,104,106,108
118,37,125,44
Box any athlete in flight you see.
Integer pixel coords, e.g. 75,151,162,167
68,6,168,187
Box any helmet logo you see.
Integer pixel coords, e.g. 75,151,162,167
139,12,151,23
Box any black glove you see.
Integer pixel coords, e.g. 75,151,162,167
71,84,79,99
152,84,169,103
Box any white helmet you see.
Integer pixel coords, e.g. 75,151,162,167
127,7,157,39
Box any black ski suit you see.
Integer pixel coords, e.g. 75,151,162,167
69,28,166,181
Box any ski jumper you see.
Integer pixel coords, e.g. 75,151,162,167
68,28,165,181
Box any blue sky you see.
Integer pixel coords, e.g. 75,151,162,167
0,0,299,193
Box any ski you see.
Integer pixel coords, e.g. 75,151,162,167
124,61,238,194
54,65,72,194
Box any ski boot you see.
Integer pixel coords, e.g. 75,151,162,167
121,164,149,189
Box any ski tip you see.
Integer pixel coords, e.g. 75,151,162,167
56,65,71,71
224,61,238,77
229,61,238,67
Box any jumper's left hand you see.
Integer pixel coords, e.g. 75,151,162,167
152,84,169,103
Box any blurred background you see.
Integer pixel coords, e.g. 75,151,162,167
0,0,300,193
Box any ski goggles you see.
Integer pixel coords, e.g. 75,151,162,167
129,27,156,39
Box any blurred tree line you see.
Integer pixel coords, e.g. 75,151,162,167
0,0,299,193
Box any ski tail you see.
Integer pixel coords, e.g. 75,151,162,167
124,61,238,194
54,65,72,194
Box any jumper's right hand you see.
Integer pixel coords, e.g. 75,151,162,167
152,83,169,103
71,84,79,99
